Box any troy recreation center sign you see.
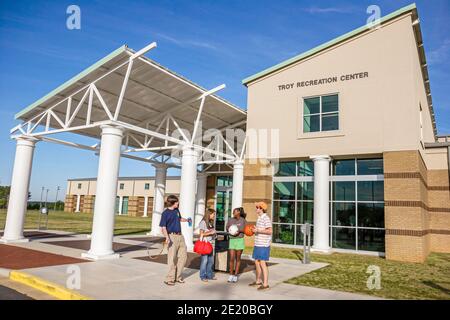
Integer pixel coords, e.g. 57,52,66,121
277,71,369,91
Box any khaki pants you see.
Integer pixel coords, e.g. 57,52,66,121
166,234,187,282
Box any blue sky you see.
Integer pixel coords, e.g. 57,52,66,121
0,0,449,201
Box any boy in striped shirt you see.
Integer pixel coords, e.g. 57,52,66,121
249,201,272,291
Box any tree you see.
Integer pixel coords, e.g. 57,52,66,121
0,186,11,209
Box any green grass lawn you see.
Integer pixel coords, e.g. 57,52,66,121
245,246,450,300
0,209,151,236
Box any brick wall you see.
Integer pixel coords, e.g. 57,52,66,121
127,196,140,217
384,150,450,262
82,195,95,213
64,195,75,212
242,158,273,247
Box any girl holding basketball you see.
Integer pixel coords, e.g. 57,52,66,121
226,207,247,283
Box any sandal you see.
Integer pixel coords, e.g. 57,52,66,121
176,278,185,283
248,281,262,287
257,285,270,291
164,280,175,286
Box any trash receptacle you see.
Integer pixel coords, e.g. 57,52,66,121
214,231,229,272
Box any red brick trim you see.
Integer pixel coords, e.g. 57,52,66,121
386,229,450,237
243,176,273,181
385,200,450,213
384,172,449,191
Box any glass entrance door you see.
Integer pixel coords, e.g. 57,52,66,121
215,187,232,231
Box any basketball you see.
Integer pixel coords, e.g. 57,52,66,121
228,224,239,236
244,224,255,236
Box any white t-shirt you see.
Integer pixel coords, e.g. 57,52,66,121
254,213,272,247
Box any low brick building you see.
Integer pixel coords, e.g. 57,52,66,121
64,176,182,217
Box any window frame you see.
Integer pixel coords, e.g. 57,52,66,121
302,93,340,134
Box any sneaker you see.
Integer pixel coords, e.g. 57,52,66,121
232,275,238,283
227,275,234,283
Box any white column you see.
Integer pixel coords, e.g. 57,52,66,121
143,196,149,218
118,196,123,215
310,155,331,252
82,125,123,260
1,137,37,243
231,161,244,209
75,194,81,212
150,163,167,236
179,146,198,251
194,173,208,233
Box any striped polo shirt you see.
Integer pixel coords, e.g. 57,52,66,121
254,213,272,247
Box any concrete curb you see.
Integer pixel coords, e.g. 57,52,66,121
0,267,11,277
9,271,91,300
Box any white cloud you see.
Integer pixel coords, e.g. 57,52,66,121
155,32,218,51
302,6,355,14
428,39,450,65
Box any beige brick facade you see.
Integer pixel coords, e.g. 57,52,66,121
83,195,95,214
384,150,450,262
242,158,273,247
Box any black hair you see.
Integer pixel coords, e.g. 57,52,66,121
233,207,246,219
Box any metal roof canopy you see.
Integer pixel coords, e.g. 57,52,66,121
11,42,247,168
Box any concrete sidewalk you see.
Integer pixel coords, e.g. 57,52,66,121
3,230,380,300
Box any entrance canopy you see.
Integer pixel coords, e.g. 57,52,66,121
11,43,247,167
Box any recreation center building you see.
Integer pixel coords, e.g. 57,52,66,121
3,4,449,263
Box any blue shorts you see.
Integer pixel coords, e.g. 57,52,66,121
252,246,270,261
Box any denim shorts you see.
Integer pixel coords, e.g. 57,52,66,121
252,246,270,261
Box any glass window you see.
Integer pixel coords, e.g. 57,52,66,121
122,197,129,215
77,183,82,189
217,176,232,187
297,201,314,224
303,115,320,133
332,227,356,250
297,160,314,176
119,183,124,190
275,162,296,176
272,201,295,224
144,183,150,190
272,224,295,245
357,203,384,228
304,97,320,115
273,182,295,200
358,229,385,252
357,159,383,175
332,181,355,201
357,181,384,202
322,113,339,131
322,94,338,113
297,182,314,201
332,202,356,226
303,94,339,133
333,159,355,175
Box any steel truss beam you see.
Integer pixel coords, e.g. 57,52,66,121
10,41,246,165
